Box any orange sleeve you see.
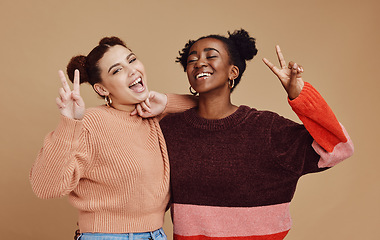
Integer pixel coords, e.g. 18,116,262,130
288,82,347,153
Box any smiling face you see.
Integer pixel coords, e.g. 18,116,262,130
95,45,149,110
186,38,238,95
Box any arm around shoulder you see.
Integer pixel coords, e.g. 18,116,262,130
164,94,198,114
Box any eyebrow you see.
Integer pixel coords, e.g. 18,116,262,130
108,53,135,73
188,47,220,56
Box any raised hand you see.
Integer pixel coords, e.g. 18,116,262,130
131,91,168,118
55,69,85,120
262,45,304,100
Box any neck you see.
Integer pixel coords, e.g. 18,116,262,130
197,90,237,119
108,102,136,113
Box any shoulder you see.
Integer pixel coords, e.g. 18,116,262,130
159,107,199,133
241,105,279,121
160,109,188,127
240,105,301,132
82,106,111,127
84,105,108,117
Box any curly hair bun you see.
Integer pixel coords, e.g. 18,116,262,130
99,36,126,47
228,29,258,61
66,55,89,84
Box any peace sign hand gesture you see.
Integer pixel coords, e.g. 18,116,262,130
262,45,305,100
55,69,85,120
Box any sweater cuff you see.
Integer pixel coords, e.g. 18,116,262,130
53,115,84,144
287,82,328,116
288,82,324,112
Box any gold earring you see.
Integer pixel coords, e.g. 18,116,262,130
105,95,112,106
189,86,198,95
228,79,235,89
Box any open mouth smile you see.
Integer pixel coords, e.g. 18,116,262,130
196,72,212,80
129,77,143,88
128,77,146,93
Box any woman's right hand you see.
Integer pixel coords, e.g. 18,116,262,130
56,69,85,120
131,91,169,118
131,91,168,118
262,45,304,100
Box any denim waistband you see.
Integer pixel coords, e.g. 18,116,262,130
79,228,166,240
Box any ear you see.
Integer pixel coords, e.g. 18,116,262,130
93,83,109,96
229,65,239,80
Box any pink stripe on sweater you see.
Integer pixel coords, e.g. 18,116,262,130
172,203,291,238
174,231,289,240
314,123,354,168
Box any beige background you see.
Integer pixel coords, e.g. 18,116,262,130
1,0,378,239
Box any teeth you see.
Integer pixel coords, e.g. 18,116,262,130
196,72,211,79
129,77,142,87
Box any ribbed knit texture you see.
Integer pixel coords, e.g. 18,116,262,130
160,83,354,240
30,94,196,233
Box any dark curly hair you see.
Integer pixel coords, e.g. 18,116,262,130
66,36,129,95
176,29,258,91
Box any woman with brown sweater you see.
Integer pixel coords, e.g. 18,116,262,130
159,29,354,240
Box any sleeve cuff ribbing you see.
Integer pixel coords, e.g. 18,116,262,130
54,115,84,144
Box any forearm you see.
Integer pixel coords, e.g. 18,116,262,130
30,115,84,199
288,82,354,166
164,94,198,114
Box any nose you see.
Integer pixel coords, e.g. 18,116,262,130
194,57,207,69
127,65,137,77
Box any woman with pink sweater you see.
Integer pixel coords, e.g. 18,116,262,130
29,37,195,240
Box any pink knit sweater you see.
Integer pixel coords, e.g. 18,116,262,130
30,94,195,233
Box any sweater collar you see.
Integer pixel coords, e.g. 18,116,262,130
97,105,142,122
184,105,251,131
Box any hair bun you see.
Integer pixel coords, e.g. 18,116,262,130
228,29,258,61
66,55,89,84
99,36,126,47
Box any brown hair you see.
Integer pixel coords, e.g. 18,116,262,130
66,37,129,94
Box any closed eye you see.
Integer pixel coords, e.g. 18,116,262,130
129,57,137,64
112,68,122,75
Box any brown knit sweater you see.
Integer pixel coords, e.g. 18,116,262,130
30,94,196,233
159,83,354,240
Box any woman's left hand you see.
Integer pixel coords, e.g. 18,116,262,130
131,91,168,118
262,45,304,100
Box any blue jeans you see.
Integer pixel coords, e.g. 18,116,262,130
78,228,167,240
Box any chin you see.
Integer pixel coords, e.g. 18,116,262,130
136,90,149,103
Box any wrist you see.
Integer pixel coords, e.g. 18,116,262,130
288,81,305,100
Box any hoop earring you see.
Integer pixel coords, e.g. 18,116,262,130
228,79,235,89
189,86,198,95
105,95,112,106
